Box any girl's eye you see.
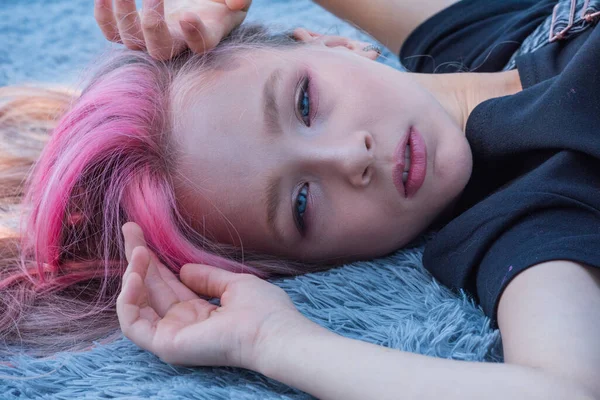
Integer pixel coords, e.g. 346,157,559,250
294,183,309,235
296,76,311,127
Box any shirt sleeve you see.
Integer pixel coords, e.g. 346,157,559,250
399,0,555,73
475,191,600,322
423,152,600,327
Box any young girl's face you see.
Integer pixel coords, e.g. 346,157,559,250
172,45,472,263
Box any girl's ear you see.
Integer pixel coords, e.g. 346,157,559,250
292,28,381,60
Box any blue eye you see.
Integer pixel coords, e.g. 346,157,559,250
297,77,311,127
294,183,309,234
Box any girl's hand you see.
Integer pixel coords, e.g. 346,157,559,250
94,0,252,60
116,222,308,369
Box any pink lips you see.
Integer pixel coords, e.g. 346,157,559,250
392,127,427,198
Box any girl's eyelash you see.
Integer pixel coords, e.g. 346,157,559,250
292,71,318,236
296,75,312,127
293,183,309,236
291,73,315,236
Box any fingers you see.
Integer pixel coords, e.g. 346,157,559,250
180,263,245,299
97,0,249,60
293,28,347,48
154,262,199,303
141,0,180,60
292,27,321,42
225,0,252,12
121,246,150,296
122,240,151,288
122,222,177,315
122,222,147,264
117,246,159,351
113,0,146,50
122,222,165,270
117,271,156,351
122,222,198,315
179,13,215,54
94,0,122,43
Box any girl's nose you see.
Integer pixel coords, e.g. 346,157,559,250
312,131,375,188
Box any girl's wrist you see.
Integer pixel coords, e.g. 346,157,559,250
250,310,335,375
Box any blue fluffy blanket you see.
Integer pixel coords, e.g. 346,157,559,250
0,0,502,398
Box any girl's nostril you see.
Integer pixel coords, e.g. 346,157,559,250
362,166,370,180
365,135,373,151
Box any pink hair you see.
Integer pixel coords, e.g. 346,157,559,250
0,26,313,357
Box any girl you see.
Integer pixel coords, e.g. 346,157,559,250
1,0,599,398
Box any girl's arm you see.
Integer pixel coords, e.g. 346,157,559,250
255,260,600,400
312,0,459,54
117,225,599,399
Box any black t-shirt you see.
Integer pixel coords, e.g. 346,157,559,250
399,0,600,327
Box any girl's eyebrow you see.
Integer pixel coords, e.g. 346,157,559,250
262,67,287,242
263,67,284,138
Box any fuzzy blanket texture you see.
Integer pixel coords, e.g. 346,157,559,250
0,0,503,398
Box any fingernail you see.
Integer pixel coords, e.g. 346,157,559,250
180,19,195,32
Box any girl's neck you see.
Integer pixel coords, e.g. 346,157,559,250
410,70,523,132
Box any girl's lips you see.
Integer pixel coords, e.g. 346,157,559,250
392,128,411,198
392,127,427,198
405,128,427,198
